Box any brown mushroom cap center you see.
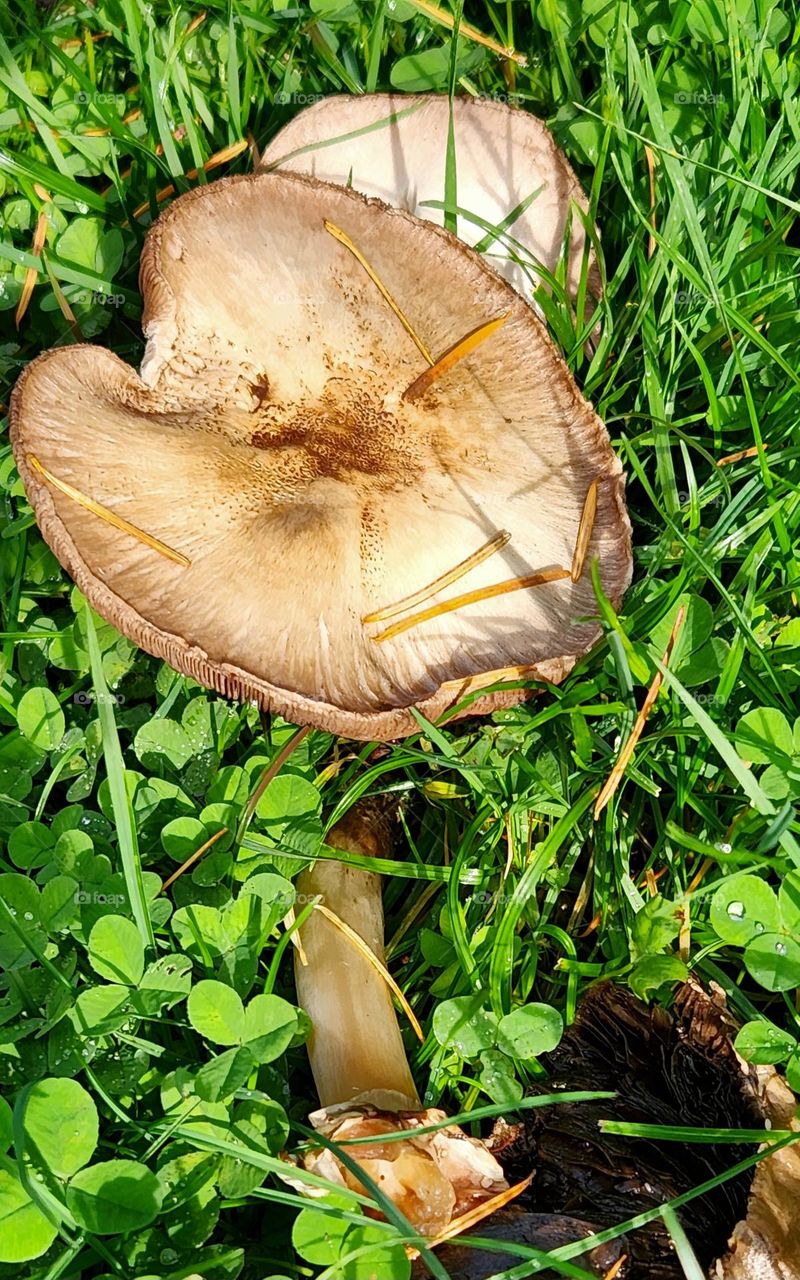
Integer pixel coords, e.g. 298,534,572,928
249,378,428,492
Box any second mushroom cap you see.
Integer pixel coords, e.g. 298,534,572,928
261,92,601,311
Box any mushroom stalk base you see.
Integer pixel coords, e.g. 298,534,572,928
294,805,507,1236
301,1102,508,1239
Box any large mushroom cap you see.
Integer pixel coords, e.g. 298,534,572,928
10,170,631,740
260,93,600,310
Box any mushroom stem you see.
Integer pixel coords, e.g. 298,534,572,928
294,806,420,1110
294,803,509,1238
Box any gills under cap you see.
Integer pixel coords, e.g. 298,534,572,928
11,170,631,740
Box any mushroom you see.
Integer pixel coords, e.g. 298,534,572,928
10,169,631,741
260,93,601,315
292,801,509,1239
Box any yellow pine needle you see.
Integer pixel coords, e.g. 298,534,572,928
202,138,249,173
236,724,312,844
402,311,510,402
372,567,570,643
401,0,527,65
131,139,249,218
440,661,540,692
246,129,261,169
313,902,424,1042
42,255,84,341
717,444,765,467
16,209,49,329
184,10,207,36
84,109,141,137
645,144,657,260
132,184,179,219
285,908,309,968
603,1256,628,1280
422,1174,533,1251
686,856,713,895
571,479,599,583
323,221,434,366
60,30,110,47
158,828,228,895
679,902,691,962
28,455,191,567
363,530,511,624
594,606,686,819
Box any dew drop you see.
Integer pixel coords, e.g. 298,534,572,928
753,921,765,934
775,941,788,956
23,911,34,921
727,901,745,919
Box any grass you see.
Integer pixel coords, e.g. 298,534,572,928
0,0,799,1277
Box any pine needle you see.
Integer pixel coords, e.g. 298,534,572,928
402,312,510,402
571,479,599,583
42,253,84,341
131,139,249,218
424,1174,533,1250
28,456,191,567
158,827,228,895
401,0,527,64
363,530,511,623
440,661,540,692
716,444,765,467
594,606,686,819
16,208,48,329
372,567,570,643
313,902,424,1042
324,220,434,365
